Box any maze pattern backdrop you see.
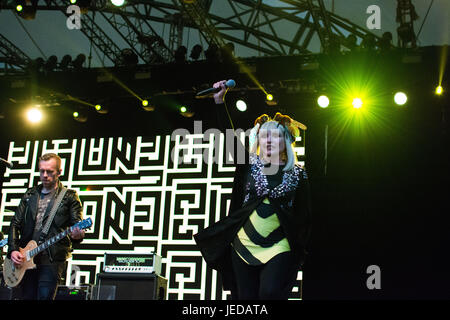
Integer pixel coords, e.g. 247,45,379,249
0,133,304,300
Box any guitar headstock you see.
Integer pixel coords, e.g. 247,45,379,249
75,218,93,230
0,238,8,248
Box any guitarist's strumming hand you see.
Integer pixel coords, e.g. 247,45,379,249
70,226,85,240
11,251,24,267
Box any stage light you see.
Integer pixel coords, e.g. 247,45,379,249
141,100,155,111
44,55,58,72
220,43,235,63
190,45,203,60
394,92,408,105
435,86,443,95
111,0,125,6
72,54,86,69
205,44,220,62
236,100,247,112
27,108,42,124
73,111,87,123
70,0,77,3
27,57,45,73
265,93,278,106
94,104,108,114
317,95,330,108
352,98,363,109
118,49,138,67
174,46,188,64
16,0,38,20
60,55,72,70
179,106,194,117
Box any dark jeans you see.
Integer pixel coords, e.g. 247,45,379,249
20,259,67,300
231,249,300,300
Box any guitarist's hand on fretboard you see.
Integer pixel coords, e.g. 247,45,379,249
70,226,85,240
11,251,24,267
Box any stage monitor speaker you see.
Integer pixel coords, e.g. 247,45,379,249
96,273,167,300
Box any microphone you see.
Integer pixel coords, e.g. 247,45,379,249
196,79,236,97
0,158,13,169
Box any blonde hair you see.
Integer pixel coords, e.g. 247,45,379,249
249,120,297,171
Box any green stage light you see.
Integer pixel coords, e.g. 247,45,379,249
142,100,149,107
16,5,23,12
179,105,194,117
317,95,330,108
435,85,443,95
394,92,408,105
266,94,273,101
73,111,87,122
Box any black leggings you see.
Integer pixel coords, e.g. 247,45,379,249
231,249,300,300
20,262,66,300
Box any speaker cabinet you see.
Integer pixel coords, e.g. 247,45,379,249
96,273,167,300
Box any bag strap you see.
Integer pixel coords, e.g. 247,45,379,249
40,187,68,240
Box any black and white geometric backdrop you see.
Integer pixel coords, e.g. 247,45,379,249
0,133,305,300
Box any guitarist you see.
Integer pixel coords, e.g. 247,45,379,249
6,153,85,300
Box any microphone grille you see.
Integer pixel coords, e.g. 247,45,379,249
226,79,236,88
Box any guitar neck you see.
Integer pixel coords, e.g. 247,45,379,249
29,226,75,258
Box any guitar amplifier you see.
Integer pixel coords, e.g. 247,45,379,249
103,252,162,275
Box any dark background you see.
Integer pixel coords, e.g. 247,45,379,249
1,46,449,299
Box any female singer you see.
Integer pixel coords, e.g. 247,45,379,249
194,80,312,300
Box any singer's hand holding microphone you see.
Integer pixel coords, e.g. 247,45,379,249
196,79,235,104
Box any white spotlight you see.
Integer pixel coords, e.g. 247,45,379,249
111,0,125,6
236,100,247,112
317,95,330,108
27,108,43,123
394,92,408,106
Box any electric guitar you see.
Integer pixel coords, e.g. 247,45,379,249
0,238,7,248
2,218,92,288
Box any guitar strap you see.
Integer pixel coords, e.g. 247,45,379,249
39,187,68,243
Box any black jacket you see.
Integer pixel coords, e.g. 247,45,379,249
7,181,84,262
